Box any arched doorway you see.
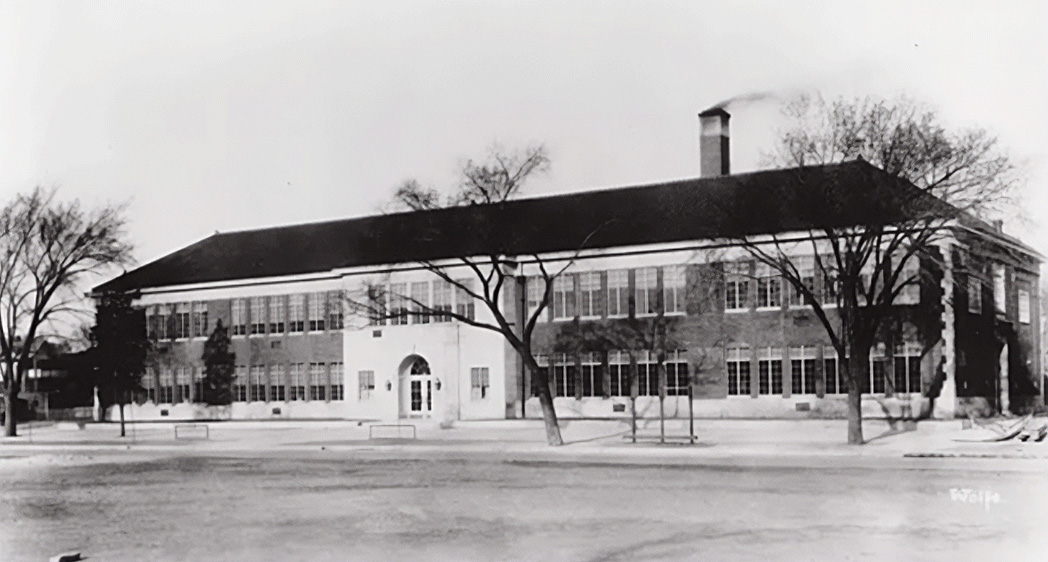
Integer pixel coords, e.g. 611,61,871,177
400,356,433,418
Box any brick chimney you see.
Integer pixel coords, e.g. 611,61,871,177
699,107,730,177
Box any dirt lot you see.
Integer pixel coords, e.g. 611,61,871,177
1,448,1045,561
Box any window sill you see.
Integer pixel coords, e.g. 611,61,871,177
724,308,749,314
552,317,575,322
755,306,782,312
579,315,601,321
607,314,629,320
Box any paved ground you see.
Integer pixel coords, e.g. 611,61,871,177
1,419,1046,561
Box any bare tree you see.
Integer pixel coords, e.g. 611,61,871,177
1,187,132,437
349,145,603,446
727,94,1020,444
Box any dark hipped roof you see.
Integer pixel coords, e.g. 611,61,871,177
94,160,961,293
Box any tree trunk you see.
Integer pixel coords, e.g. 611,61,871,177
4,392,16,437
119,397,126,438
630,396,637,443
845,352,867,445
535,387,563,446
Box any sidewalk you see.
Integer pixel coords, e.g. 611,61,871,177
4,417,1047,463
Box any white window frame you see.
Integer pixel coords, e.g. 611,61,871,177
635,267,658,317
757,347,783,396
410,282,430,325
1018,288,1031,324
552,275,576,321
607,270,629,318
358,370,375,400
663,265,686,315
249,297,266,336
526,277,546,323
787,258,815,308
288,294,305,333
470,367,490,400
756,264,782,310
578,272,601,320
580,352,602,397
608,350,629,397
726,345,751,397
231,299,247,337
993,264,1007,313
788,346,817,395
724,262,750,312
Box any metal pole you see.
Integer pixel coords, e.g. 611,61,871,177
688,385,695,444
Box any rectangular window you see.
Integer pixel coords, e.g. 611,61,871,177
665,350,689,396
455,280,476,321
367,285,386,326
608,351,629,397
143,367,157,403
470,367,490,400
192,302,208,338
233,365,248,402
175,366,190,403
268,296,285,334
329,362,344,401
309,363,327,401
788,258,815,307
553,275,576,320
823,347,844,395
175,303,191,339
993,264,1007,313
249,297,266,335
725,263,750,311
192,366,204,403
821,261,839,307
1018,288,1031,324
156,305,170,340
250,365,266,402
635,267,659,316
553,353,576,397
968,274,982,314
388,283,408,325
289,364,305,400
410,282,430,324
636,350,658,396
892,343,922,395
868,344,887,394
358,370,375,400
756,264,782,309
433,280,453,323
271,364,286,402
578,272,601,319
231,299,247,336
580,352,602,397
158,367,174,403
726,345,751,396
309,293,327,331
663,266,686,315
328,291,344,330
895,255,920,305
526,277,547,323
758,347,783,395
146,307,157,340
607,270,629,318
288,294,305,332
789,346,817,395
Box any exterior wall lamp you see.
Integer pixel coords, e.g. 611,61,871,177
435,378,442,391
385,380,392,391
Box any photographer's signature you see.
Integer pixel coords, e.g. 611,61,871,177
949,488,1000,511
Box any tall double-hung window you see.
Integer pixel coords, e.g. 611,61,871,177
726,345,751,396
607,270,629,318
789,346,817,395
192,303,208,338
553,353,576,397
665,350,689,396
433,280,453,322
288,294,305,332
271,364,286,401
526,277,547,323
250,365,266,402
455,280,476,321
636,350,658,396
309,293,326,331
330,363,344,401
553,275,576,320
788,258,816,307
156,305,171,340
269,296,285,334
663,266,686,315
757,347,783,395
893,343,922,394
174,303,191,339
327,291,344,330
756,264,781,309
310,363,327,400
725,263,750,311
608,351,630,397
388,283,408,325
580,352,602,397
410,282,430,324
289,364,305,400
233,366,248,402
823,347,844,394
231,299,247,336
578,272,601,319
635,267,659,316
249,298,266,335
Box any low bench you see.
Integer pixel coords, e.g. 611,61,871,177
174,424,210,440
368,424,416,440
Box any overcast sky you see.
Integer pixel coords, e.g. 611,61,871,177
3,0,1047,273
